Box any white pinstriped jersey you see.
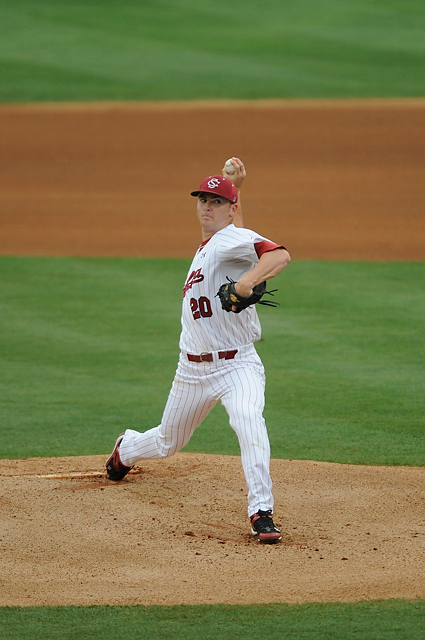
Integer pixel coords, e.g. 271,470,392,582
179,224,282,354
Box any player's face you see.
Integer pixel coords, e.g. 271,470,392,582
196,193,237,238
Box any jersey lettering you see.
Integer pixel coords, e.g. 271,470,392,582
190,296,213,320
198,296,213,318
183,269,204,298
190,297,201,320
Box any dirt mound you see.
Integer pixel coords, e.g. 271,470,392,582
1,453,423,606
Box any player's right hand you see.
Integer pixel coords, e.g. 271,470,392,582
222,157,246,190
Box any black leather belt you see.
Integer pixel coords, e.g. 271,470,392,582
187,350,238,363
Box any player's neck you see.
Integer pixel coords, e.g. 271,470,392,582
201,221,233,242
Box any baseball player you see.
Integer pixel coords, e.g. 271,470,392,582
106,158,291,543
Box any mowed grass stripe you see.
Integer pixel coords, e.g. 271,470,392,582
0,0,424,101
0,256,423,465
1,601,425,640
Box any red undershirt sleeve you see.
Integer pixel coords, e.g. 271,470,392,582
254,240,286,259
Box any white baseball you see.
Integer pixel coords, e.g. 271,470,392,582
224,159,236,175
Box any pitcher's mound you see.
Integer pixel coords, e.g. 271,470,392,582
0,452,424,606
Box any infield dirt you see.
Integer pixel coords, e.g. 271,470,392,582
0,100,424,606
0,99,424,260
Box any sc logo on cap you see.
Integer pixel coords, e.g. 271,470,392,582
207,178,222,189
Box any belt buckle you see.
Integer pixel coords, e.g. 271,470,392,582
199,352,209,362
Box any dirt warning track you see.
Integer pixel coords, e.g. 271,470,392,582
0,99,424,261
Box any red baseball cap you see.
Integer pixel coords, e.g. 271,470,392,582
191,175,238,203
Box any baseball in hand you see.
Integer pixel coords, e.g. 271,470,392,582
224,159,236,175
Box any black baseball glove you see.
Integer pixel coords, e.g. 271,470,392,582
216,278,279,314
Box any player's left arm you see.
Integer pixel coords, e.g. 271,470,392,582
234,248,291,298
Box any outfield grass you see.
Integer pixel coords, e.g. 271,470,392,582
0,0,424,102
0,256,423,465
1,601,425,640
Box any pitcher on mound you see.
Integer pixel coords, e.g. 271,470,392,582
106,157,291,543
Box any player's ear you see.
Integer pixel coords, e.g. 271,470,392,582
229,202,238,219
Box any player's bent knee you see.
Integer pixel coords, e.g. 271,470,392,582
156,433,185,458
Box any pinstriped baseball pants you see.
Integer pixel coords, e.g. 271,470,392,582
119,343,274,517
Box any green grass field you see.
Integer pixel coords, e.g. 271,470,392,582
1,601,425,640
1,256,423,465
0,0,424,102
